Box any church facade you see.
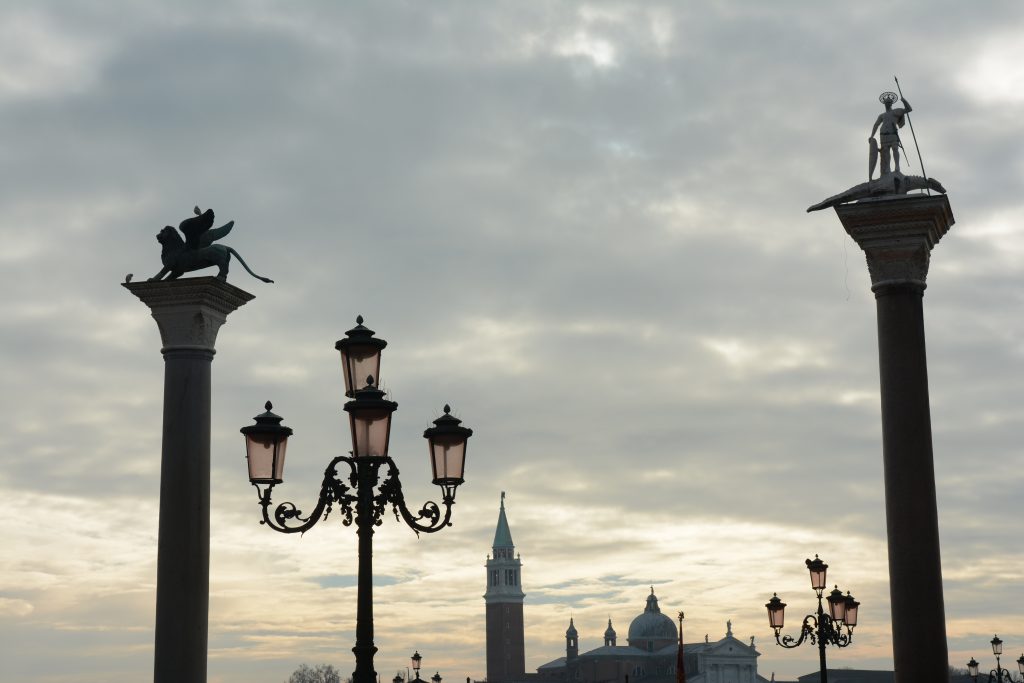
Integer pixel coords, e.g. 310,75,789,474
485,496,766,683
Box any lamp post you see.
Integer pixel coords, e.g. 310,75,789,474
765,555,859,683
411,651,422,682
241,318,473,683
967,636,1024,683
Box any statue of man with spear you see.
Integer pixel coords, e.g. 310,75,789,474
807,78,943,212
869,91,912,179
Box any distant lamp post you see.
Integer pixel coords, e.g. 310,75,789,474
411,651,423,682
431,672,443,683
241,318,473,683
967,635,1024,682
766,555,858,683
393,674,404,683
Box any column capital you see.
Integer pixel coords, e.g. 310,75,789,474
124,277,255,353
835,194,955,292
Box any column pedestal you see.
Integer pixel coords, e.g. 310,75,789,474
124,277,254,683
836,194,954,683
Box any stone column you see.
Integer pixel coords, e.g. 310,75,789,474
835,194,954,683
124,276,254,683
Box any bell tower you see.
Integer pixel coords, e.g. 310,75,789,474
485,492,525,682
566,618,579,660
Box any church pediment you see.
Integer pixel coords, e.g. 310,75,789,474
705,635,758,657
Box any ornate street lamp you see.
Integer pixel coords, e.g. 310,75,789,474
765,555,858,683
967,635,1023,683
431,672,443,683
241,319,473,683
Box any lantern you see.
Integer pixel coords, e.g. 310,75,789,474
843,591,859,628
344,378,397,458
805,555,828,593
423,405,473,491
335,316,387,398
766,593,786,630
967,657,979,680
826,586,847,623
240,402,293,484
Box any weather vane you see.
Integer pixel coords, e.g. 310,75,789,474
808,77,945,212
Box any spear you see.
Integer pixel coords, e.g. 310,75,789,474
894,75,929,194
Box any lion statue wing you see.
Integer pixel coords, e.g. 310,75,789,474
199,220,233,247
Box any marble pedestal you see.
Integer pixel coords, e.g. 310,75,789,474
124,277,254,683
836,194,954,683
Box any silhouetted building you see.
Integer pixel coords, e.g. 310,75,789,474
486,493,526,682
797,672,894,683
484,494,765,683
536,592,763,683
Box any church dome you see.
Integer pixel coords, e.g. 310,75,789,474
627,589,677,644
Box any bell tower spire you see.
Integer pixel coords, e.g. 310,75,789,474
485,492,525,682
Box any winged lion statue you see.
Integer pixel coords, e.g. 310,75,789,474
149,206,273,283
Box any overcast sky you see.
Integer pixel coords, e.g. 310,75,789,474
3,1,1024,682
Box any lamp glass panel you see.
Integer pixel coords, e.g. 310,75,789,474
827,590,846,622
809,567,827,592
272,438,288,480
767,603,785,629
246,434,286,483
341,348,381,396
843,600,858,627
350,411,391,457
430,435,467,482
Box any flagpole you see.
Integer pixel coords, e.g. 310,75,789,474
676,612,687,683
894,75,930,195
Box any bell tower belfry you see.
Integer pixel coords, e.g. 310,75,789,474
485,492,525,682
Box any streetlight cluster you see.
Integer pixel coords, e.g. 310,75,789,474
393,650,443,683
967,636,1024,682
240,317,473,683
765,555,859,683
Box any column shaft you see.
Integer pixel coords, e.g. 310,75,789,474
835,195,954,683
154,350,213,683
125,276,254,683
875,284,947,683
